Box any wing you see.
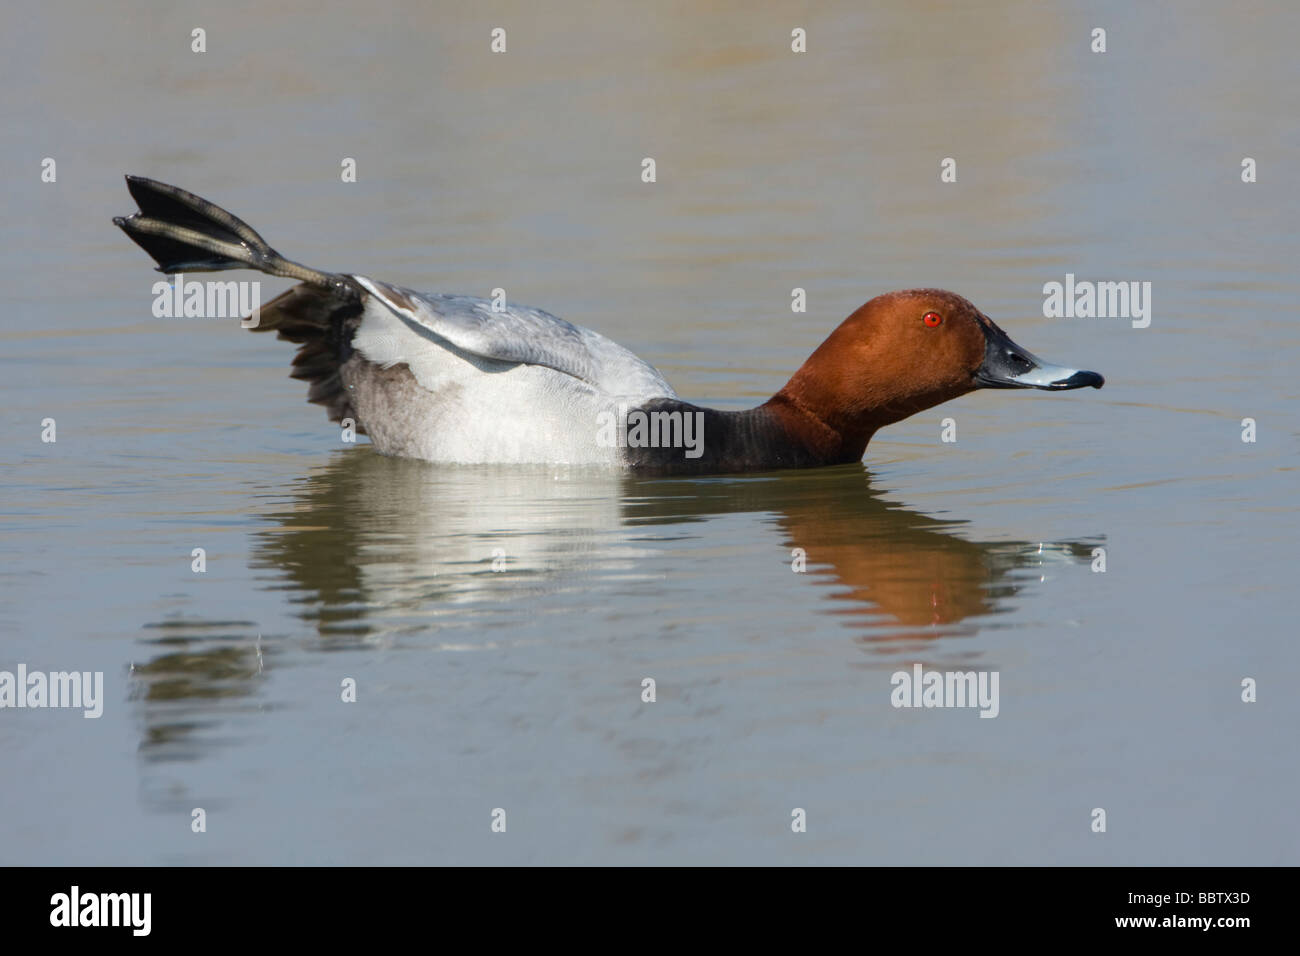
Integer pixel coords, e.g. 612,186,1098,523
351,276,676,401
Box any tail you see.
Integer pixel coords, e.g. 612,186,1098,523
113,175,359,298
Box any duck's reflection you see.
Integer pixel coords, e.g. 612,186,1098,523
241,449,1100,650
621,466,1095,650
132,449,1100,761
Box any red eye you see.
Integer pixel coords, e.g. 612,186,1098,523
923,311,942,327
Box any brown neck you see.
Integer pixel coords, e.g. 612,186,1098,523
762,390,875,465
771,338,973,463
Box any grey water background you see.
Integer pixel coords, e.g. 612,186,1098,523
1,1,1296,865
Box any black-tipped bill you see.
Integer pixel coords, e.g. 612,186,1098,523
974,320,1104,391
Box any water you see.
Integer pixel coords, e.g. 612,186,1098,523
1,0,1296,864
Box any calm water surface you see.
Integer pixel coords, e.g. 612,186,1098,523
1,1,1296,864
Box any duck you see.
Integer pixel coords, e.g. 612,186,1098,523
114,176,1103,474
